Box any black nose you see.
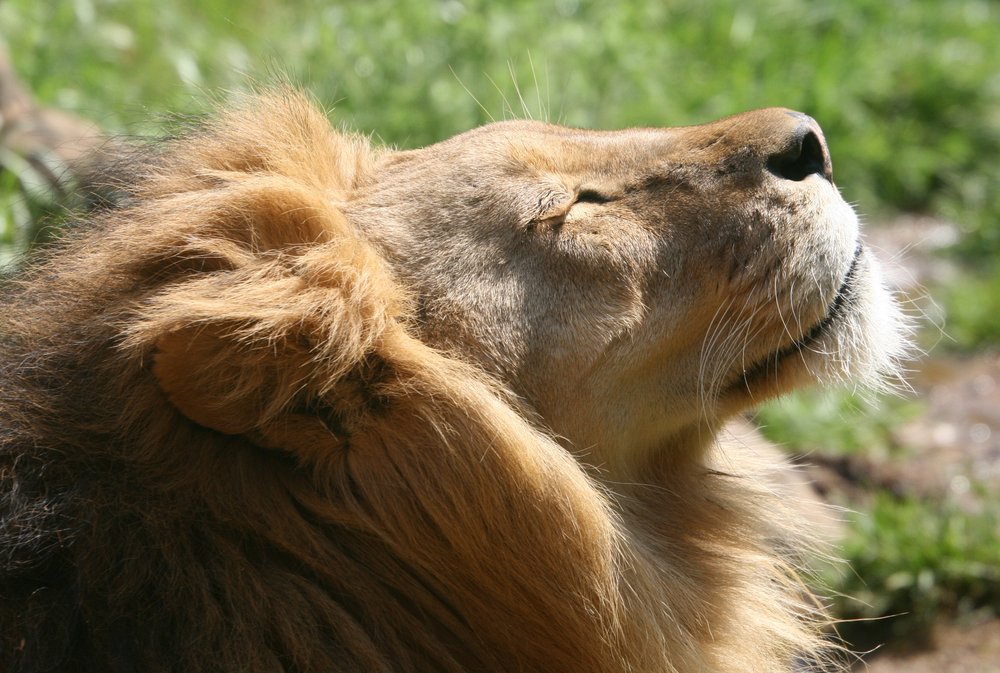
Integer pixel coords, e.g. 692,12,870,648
766,119,833,182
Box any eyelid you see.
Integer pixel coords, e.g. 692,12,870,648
528,186,615,228
575,188,615,204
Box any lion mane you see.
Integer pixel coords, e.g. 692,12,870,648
0,91,890,672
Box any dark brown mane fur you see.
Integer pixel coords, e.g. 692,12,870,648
1,91,836,672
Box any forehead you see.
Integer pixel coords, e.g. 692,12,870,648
429,119,675,174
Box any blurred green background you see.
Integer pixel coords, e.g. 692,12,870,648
2,0,999,662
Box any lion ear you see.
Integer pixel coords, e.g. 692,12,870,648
152,320,364,461
152,327,283,436
139,234,405,444
108,91,402,447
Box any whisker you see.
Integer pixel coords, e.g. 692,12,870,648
448,65,495,123
485,72,515,120
526,50,547,123
508,61,532,121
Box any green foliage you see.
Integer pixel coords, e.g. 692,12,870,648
761,388,1000,647
756,388,921,458
759,387,1000,646
0,168,29,269
942,263,1000,349
831,493,1000,645
0,148,63,268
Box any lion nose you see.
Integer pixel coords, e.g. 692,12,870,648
764,112,833,183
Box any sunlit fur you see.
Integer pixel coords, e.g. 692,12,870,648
0,90,906,672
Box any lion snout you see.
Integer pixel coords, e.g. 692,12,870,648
763,111,833,182
685,107,834,185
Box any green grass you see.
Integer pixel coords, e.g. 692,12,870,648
756,388,922,459
0,147,62,269
942,267,1000,350
831,493,1000,648
759,388,1000,646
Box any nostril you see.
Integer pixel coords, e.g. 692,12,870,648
766,129,832,182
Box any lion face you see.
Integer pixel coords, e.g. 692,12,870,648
349,109,905,472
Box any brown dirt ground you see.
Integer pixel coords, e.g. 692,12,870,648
861,619,1000,673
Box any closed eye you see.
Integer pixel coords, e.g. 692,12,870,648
576,188,615,204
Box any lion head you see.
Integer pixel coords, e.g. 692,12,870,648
346,110,906,477
0,91,907,673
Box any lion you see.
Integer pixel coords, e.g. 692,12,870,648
0,90,908,673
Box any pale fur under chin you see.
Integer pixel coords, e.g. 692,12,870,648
0,89,908,673
809,249,914,391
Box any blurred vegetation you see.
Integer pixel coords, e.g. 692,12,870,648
832,494,1000,648
756,389,922,459
2,0,1000,655
943,271,1000,350
761,387,1000,650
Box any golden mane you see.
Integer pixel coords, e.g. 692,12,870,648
0,91,855,672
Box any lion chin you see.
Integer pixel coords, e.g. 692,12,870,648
0,89,907,673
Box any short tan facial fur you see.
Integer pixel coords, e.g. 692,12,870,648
349,109,905,476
